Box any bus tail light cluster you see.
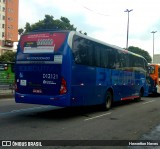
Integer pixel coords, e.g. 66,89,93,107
15,82,18,91
60,77,67,94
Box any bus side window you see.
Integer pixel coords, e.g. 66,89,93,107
135,57,145,70
73,36,92,66
94,44,101,67
120,52,128,68
79,47,88,65
109,49,121,69
143,59,148,71
72,36,87,64
100,47,109,68
86,40,94,66
158,67,160,78
72,36,79,63
148,66,155,74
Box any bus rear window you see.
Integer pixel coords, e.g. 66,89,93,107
20,32,67,53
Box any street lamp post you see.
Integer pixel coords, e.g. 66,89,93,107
151,31,157,63
124,9,133,50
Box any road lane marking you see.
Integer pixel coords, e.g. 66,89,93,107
84,112,111,121
142,100,155,105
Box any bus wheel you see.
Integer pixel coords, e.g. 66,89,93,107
135,88,144,102
103,91,112,110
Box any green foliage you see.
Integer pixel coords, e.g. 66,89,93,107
18,28,24,35
128,46,152,63
18,15,87,35
25,22,32,33
0,51,16,62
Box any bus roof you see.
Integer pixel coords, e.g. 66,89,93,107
68,31,145,60
22,29,145,60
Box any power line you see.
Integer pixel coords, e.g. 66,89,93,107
75,0,110,17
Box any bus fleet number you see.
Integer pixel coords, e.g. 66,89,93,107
43,74,58,80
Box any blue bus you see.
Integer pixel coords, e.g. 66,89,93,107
15,30,149,110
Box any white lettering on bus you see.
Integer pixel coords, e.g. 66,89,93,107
43,74,58,80
43,80,56,85
27,57,50,60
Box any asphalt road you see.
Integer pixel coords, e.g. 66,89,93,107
0,96,160,149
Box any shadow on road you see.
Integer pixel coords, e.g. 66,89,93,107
14,98,152,120
3,95,159,122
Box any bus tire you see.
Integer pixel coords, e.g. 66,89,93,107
135,88,144,102
103,91,112,110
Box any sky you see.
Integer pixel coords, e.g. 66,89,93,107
18,0,160,58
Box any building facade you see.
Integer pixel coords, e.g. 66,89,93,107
0,0,18,55
153,54,160,64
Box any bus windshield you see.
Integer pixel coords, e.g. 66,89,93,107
148,65,155,74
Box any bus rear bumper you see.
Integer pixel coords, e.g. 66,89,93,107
15,93,71,107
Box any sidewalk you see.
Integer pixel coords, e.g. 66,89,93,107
0,89,14,98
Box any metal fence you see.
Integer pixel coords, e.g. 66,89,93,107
0,79,14,96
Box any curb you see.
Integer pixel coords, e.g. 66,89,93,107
0,94,14,99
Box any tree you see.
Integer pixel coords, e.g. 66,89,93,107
128,46,152,63
18,28,24,36
25,22,32,33
19,15,87,35
0,51,16,62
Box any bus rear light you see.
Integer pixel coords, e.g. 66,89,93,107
15,82,18,91
60,78,67,94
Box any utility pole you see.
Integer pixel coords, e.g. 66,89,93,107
124,9,133,50
151,31,157,63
